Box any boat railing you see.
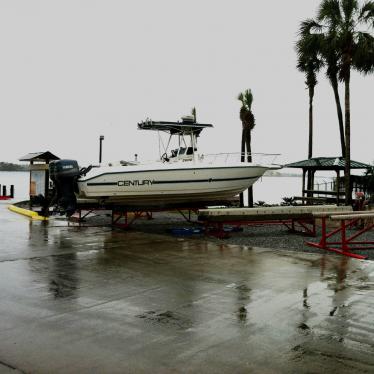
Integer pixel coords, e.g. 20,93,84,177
116,153,281,165
199,152,280,165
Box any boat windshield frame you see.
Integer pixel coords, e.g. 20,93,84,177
138,119,213,162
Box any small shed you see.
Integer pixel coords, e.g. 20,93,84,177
285,157,371,205
19,151,60,201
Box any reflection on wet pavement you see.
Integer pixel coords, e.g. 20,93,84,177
1,204,374,373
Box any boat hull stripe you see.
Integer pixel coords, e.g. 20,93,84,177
152,176,261,184
86,175,261,186
87,182,118,186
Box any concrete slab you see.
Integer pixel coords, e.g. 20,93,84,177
1,203,374,373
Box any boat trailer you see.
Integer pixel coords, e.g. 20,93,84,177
68,200,207,229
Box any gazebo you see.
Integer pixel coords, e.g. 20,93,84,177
285,157,371,205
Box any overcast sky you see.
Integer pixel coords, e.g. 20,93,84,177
0,0,373,166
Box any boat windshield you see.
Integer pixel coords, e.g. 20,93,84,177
170,147,196,158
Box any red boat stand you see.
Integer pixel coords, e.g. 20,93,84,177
306,213,374,260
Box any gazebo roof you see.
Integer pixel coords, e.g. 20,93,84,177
19,151,60,162
285,157,371,170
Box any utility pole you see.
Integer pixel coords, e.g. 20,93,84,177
99,135,104,163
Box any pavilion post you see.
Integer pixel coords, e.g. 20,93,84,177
336,170,340,206
306,170,311,197
302,169,306,204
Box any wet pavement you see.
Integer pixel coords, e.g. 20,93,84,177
1,203,374,373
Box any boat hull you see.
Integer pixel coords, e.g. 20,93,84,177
77,163,270,207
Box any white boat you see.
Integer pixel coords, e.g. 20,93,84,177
50,117,281,212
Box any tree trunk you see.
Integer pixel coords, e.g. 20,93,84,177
241,128,246,163
245,129,252,163
344,73,351,206
308,86,314,159
331,77,346,157
307,85,314,197
245,129,253,207
247,186,254,208
239,127,245,207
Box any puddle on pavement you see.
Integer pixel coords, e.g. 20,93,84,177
136,310,192,330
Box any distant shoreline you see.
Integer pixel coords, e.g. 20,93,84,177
264,171,301,177
0,162,28,172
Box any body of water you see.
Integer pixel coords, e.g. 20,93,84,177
252,175,302,204
0,171,308,205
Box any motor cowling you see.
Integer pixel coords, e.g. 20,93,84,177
49,160,80,216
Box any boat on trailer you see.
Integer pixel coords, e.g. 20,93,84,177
49,117,281,214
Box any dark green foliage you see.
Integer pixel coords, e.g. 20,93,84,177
0,162,28,171
281,197,296,206
296,21,324,89
314,0,374,80
238,90,256,131
254,201,270,207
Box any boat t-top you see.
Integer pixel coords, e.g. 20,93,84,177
49,116,281,214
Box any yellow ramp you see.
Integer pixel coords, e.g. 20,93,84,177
8,205,48,221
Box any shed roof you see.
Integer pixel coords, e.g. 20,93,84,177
285,157,371,170
19,151,60,162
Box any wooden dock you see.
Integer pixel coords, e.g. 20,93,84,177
198,205,352,222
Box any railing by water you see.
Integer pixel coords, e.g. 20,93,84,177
199,153,280,165
115,152,281,166
314,179,336,194
313,177,369,200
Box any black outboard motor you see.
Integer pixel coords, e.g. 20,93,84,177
49,160,80,216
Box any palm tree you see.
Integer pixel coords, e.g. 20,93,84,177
322,32,346,157
296,21,323,191
296,19,346,158
316,0,374,205
238,89,256,207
